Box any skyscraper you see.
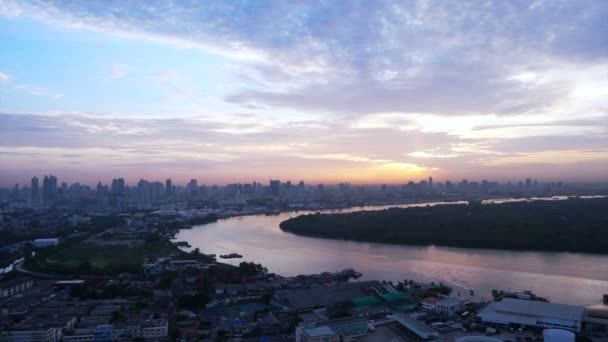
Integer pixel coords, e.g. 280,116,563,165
30,176,40,208
42,175,57,207
269,179,280,196
96,181,105,208
188,179,198,195
165,178,172,196
111,178,125,195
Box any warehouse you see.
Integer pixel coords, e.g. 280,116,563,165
478,298,585,332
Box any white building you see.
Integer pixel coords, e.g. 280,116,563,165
140,319,168,339
478,298,585,332
296,325,339,342
296,317,368,342
62,320,168,342
34,238,59,248
422,297,463,316
0,328,57,342
0,278,33,298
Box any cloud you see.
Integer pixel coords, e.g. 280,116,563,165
1,1,608,183
2,110,607,186
3,1,605,119
0,72,8,81
409,151,460,159
14,84,63,99
109,63,131,79
148,70,195,101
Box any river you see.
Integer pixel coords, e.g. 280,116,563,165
175,197,608,306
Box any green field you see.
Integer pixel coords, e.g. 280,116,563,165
32,240,179,274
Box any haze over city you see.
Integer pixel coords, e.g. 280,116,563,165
1,1,607,186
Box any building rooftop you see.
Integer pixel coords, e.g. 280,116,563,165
389,312,438,339
495,298,585,321
0,277,32,290
303,325,336,337
380,291,408,301
438,297,462,306
275,281,378,310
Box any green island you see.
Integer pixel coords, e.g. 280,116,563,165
280,197,608,254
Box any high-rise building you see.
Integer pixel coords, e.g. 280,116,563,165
428,176,433,191
165,178,172,196
111,178,125,195
269,179,280,196
188,179,198,195
446,180,454,192
42,175,57,207
30,176,40,208
152,181,164,201
96,181,106,208
137,179,152,203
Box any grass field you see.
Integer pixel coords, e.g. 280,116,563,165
38,240,179,274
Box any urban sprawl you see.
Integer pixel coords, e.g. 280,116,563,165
1,176,607,342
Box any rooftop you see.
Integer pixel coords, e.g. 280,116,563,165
495,298,585,321
275,281,378,310
389,312,438,339
303,325,336,337
438,297,462,306
0,277,33,290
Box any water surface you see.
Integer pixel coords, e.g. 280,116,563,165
176,200,608,305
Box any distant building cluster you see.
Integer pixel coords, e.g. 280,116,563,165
0,174,575,214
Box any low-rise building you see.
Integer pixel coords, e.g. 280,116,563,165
33,238,59,248
388,312,439,340
62,320,168,342
478,298,585,332
422,296,463,316
296,316,368,342
0,278,34,298
274,281,378,312
0,327,57,342
296,325,338,342
0,315,76,342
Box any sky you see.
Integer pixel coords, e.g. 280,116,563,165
0,0,607,187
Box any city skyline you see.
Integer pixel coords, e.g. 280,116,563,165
1,1,608,185
7,173,558,189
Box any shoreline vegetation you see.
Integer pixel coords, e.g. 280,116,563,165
279,197,608,254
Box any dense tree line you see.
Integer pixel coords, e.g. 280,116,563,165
280,198,608,253
187,213,218,226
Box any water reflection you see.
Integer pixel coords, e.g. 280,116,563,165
176,200,608,305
